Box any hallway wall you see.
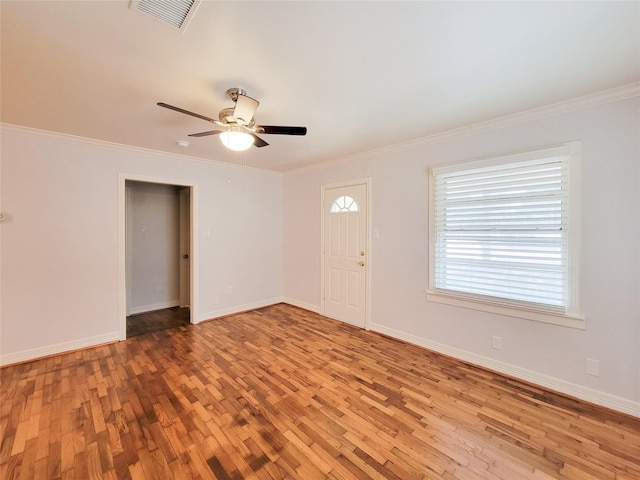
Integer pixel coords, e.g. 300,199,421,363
126,181,180,315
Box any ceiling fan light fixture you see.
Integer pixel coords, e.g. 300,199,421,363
220,128,254,151
157,89,307,151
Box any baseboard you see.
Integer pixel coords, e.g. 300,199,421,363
370,322,640,418
128,300,179,316
0,331,120,367
282,297,321,314
198,297,285,323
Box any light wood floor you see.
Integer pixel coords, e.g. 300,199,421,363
1,304,639,480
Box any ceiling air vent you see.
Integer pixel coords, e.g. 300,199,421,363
130,0,201,31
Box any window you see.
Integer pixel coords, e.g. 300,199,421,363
428,143,583,328
330,195,359,213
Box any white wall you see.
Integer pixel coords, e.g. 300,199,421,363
126,181,180,315
1,92,638,417
0,126,283,364
283,95,640,416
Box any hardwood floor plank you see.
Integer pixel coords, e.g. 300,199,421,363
127,461,146,480
46,439,62,479
2,304,639,479
60,431,74,473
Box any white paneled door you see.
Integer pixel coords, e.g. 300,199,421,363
323,182,368,328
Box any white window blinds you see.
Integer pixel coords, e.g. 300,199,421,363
431,147,575,313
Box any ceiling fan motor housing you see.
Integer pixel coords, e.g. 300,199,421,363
218,107,236,125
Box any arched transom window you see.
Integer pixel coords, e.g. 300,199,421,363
330,195,359,213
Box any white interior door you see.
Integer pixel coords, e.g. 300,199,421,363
323,183,368,328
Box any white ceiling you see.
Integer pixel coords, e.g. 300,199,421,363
2,1,639,172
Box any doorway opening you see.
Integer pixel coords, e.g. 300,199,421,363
118,174,198,340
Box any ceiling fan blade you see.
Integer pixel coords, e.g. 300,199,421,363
188,130,223,137
257,125,307,136
157,102,217,123
250,134,269,148
233,95,259,125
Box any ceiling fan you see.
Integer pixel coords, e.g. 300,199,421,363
158,88,307,151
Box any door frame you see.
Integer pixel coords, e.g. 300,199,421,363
118,173,199,340
178,187,191,308
320,177,371,330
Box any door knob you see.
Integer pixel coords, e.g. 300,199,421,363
183,254,189,259
358,261,365,267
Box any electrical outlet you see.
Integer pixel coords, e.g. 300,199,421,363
492,336,502,350
226,286,233,295
586,358,600,376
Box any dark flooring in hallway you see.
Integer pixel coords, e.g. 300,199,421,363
126,306,190,338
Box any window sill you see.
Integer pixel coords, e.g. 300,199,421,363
425,290,585,330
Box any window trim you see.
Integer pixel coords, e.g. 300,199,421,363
427,142,584,329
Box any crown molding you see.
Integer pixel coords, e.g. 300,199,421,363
286,82,640,175
421,82,640,146
3,82,638,177
0,123,281,177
